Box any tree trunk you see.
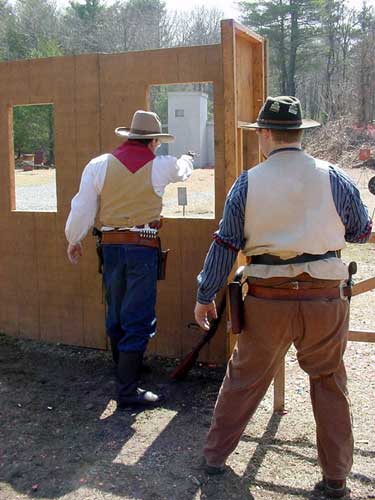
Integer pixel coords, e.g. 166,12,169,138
287,0,298,95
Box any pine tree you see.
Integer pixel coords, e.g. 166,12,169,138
238,0,321,95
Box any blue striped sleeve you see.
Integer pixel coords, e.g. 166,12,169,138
329,166,372,243
197,172,248,304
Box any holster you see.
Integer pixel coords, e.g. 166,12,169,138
157,239,169,281
92,227,104,274
228,282,244,334
228,266,246,334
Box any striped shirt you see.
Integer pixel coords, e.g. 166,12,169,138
197,164,372,304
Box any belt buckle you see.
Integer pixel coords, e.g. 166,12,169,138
291,281,299,290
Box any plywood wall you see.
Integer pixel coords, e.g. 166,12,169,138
0,21,265,363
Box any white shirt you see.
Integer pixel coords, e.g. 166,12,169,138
65,153,193,244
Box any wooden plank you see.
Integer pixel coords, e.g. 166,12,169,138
237,128,244,175
221,19,238,194
0,28,265,362
150,218,183,358
179,45,222,83
180,219,212,358
348,330,375,342
29,56,54,101
236,37,254,125
368,232,375,244
352,277,375,296
221,19,238,360
0,59,30,103
252,43,266,120
273,361,286,413
233,21,264,44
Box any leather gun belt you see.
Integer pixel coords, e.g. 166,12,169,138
251,250,337,265
101,231,159,249
247,284,351,301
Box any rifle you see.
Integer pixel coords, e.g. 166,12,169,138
170,295,226,381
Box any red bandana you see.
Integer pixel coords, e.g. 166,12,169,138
112,140,155,173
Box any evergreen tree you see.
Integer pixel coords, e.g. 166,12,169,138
238,0,321,94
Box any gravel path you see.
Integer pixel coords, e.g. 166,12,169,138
15,183,57,212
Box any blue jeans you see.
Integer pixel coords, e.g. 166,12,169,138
102,244,158,353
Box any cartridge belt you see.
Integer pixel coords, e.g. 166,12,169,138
101,231,160,249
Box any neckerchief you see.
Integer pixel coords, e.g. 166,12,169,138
112,140,155,173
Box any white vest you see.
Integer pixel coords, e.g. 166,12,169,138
243,150,349,279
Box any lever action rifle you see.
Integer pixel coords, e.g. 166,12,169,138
169,268,375,382
170,295,226,381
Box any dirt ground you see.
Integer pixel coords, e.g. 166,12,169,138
15,169,56,187
2,166,375,500
13,168,215,217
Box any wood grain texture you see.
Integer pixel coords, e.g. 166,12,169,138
0,29,265,362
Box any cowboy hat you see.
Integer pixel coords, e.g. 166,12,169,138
242,96,320,130
115,110,175,143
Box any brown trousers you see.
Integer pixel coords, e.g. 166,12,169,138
204,275,353,480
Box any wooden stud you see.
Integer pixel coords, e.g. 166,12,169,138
348,330,375,342
273,361,286,413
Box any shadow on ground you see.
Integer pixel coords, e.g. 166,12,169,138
0,333,373,500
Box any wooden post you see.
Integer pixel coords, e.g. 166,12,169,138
348,330,375,342
274,361,286,413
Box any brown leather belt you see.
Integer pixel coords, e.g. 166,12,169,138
101,231,160,249
247,284,351,300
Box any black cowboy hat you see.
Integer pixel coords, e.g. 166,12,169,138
242,96,320,130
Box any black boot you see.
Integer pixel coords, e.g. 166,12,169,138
116,351,162,410
110,338,151,374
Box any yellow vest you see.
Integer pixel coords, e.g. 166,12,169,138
99,154,162,227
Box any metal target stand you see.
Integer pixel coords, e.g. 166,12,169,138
356,165,373,189
368,175,375,219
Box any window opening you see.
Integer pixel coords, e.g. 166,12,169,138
12,103,56,212
150,83,215,219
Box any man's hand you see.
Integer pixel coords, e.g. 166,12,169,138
194,301,217,331
186,151,200,159
67,242,83,264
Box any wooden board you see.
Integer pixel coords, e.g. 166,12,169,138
220,20,266,353
0,26,266,362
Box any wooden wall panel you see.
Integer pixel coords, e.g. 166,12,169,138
220,20,266,353
0,28,265,362
236,36,254,123
98,45,225,361
150,220,183,357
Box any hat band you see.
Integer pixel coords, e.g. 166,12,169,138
130,127,161,135
258,118,302,125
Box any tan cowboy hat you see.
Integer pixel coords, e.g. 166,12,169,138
115,110,175,143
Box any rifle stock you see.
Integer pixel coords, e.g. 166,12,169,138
170,296,226,381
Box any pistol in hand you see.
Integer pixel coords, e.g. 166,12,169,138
186,150,200,159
